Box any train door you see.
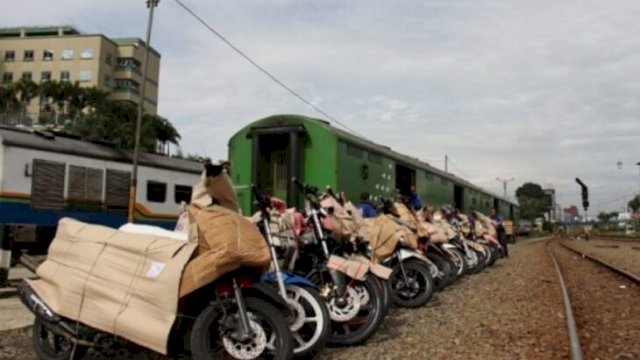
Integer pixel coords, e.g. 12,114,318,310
250,126,304,209
509,204,514,220
493,198,499,211
454,184,464,210
395,164,415,196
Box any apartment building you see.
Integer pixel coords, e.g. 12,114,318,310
0,25,160,115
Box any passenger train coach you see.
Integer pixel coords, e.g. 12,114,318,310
0,126,201,255
228,114,519,220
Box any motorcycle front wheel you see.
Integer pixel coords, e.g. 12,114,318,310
285,285,330,356
32,318,87,360
190,297,294,360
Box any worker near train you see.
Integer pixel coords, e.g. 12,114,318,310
490,208,509,258
357,192,377,218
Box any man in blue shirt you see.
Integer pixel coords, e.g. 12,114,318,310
409,185,422,210
357,192,377,218
490,208,508,258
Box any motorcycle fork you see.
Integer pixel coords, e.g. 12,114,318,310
395,251,410,283
310,210,346,296
261,218,288,300
232,278,253,340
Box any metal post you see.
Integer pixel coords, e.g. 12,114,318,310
0,226,12,287
496,177,514,200
444,155,448,173
128,0,159,223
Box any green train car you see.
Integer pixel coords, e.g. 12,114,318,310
228,114,519,221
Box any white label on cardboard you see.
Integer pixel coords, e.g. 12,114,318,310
146,261,166,278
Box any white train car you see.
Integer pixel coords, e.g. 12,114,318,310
0,126,202,254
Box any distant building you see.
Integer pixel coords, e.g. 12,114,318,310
0,25,160,117
563,205,579,221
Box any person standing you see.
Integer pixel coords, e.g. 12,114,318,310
409,185,422,210
490,207,508,258
357,192,377,218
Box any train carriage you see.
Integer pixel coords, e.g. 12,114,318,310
228,114,518,220
0,126,201,254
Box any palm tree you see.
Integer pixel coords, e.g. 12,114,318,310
13,79,39,125
142,114,181,154
0,85,20,124
37,80,60,125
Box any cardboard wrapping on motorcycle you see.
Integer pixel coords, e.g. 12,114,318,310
392,202,430,238
26,218,198,355
359,215,418,263
475,213,498,237
434,219,458,241
179,204,271,297
422,221,448,243
351,254,392,279
457,214,472,237
319,196,359,241
191,169,240,213
326,255,368,281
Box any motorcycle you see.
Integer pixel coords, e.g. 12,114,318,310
291,179,386,346
252,186,331,356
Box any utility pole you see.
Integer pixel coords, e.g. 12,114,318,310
495,177,514,199
444,155,448,173
128,0,159,223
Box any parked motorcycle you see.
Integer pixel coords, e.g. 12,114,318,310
291,179,386,346
252,185,331,356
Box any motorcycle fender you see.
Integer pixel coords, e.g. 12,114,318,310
441,243,457,250
247,282,290,311
397,249,439,277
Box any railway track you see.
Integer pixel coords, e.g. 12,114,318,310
547,239,640,359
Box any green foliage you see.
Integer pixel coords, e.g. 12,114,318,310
629,195,640,212
515,182,551,220
1,81,183,154
597,211,619,223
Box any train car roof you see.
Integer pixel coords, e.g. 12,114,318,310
0,126,203,174
251,114,516,206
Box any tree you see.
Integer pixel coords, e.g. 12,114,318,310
13,79,39,125
629,195,640,212
515,182,551,220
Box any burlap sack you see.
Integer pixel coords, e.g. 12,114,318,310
422,221,448,243
458,214,472,237
360,215,418,263
179,204,270,297
434,219,458,240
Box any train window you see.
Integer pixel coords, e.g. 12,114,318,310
174,185,192,204
67,166,104,209
31,159,65,210
424,171,434,181
346,143,364,158
105,169,130,213
440,177,448,186
368,152,382,164
147,181,167,203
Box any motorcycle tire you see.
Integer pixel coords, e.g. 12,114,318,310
190,297,294,360
388,259,435,308
448,248,468,278
326,276,386,346
469,248,486,274
285,285,331,357
32,318,88,360
426,252,453,291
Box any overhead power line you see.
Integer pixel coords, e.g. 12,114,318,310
172,0,360,135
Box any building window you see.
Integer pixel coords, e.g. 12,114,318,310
60,71,70,82
22,72,32,81
346,143,364,158
40,71,51,83
368,152,382,164
80,48,93,59
175,185,193,204
116,57,141,72
4,51,15,62
105,53,112,65
79,70,91,82
23,50,34,61
62,49,73,60
42,50,54,61
104,74,111,87
115,78,140,92
2,72,12,84
147,181,167,203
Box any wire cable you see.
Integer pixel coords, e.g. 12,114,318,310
172,0,360,135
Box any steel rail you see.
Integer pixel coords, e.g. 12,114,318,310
546,240,584,360
559,241,640,284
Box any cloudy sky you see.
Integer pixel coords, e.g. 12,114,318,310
3,0,640,215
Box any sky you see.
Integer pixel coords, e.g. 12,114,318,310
2,0,640,216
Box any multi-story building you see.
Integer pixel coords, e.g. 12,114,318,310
0,25,160,117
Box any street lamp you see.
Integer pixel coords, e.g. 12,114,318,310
128,0,159,223
496,177,514,199
636,162,640,195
